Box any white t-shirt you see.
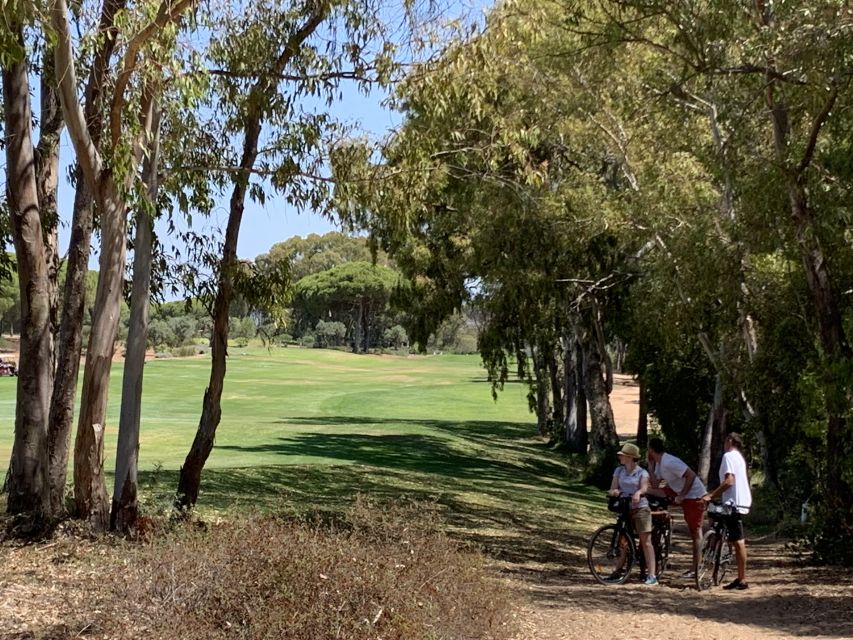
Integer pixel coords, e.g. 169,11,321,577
614,465,649,509
719,450,752,514
656,453,706,499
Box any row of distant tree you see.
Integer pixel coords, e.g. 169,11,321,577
0,232,478,356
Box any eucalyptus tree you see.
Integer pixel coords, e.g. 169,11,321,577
51,0,198,528
1,6,55,524
47,0,128,518
334,1,664,469
111,99,162,532
175,0,433,510
562,0,853,555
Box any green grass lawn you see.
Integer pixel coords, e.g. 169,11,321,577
0,347,605,564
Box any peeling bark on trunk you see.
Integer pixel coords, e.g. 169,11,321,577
3,43,53,524
35,50,63,375
583,332,619,464
73,180,128,529
47,0,124,516
47,175,93,514
112,104,160,533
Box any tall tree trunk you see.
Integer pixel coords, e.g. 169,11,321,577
3,37,53,525
73,180,128,528
47,175,94,514
354,297,365,353
789,183,852,503
47,0,125,516
699,371,726,488
547,347,563,438
583,330,619,464
112,102,160,533
591,302,613,395
176,117,261,511
562,331,587,453
576,339,588,453
755,0,853,519
614,338,626,374
636,375,648,450
35,44,69,517
562,333,577,448
532,346,550,437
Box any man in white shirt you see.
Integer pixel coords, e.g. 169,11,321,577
647,437,706,578
703,432,752,590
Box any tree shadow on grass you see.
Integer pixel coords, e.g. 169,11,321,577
268,415,561,467
216,431,563,485
138,438,597,571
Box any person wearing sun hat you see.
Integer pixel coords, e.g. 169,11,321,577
608,441,658,585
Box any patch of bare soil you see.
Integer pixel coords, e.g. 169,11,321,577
507,523,853,640
509,374,853,640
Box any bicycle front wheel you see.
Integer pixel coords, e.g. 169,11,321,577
588,524,635,585
654,517,671,578
717,538,733,585
696,530,721,591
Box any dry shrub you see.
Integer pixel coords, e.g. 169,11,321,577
105,500,516,640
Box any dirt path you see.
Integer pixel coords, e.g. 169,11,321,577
508,524,853,640
510,375,853,640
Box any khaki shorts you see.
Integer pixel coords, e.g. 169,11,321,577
631,506,652,534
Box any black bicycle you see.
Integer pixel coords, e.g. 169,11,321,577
587,495,671,585
695,502,734,591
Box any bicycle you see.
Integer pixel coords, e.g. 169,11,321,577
695,502,734,591
587,494,671,585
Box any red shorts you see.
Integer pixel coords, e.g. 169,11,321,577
663,487,704,533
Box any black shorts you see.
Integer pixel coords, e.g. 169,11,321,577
723,512,746,542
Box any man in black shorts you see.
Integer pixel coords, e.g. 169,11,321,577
703,433,752,590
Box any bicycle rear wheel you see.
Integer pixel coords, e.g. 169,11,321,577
588,524,635,585
695,530,721,591
654,517,671,578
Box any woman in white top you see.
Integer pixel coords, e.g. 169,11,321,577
608,442,657,585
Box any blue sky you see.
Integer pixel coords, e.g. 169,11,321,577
49,0,493,268
55,85,395,264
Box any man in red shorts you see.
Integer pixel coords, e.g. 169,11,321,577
646,437,706,580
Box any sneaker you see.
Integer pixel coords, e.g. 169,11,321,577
604,571,623,582
722,579,749,590
643,576,659,586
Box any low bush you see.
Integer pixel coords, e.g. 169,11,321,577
104,501,516,640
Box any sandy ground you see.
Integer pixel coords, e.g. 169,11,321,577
509,524,853,640
511,375,853,640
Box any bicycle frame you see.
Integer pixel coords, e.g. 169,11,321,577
588,495,671,585
696,503,734,591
